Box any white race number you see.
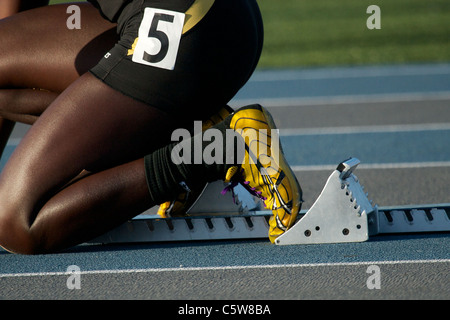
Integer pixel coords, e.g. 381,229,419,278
132,8,185,70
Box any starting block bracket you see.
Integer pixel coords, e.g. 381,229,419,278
88,158,450,246
275,158,373,245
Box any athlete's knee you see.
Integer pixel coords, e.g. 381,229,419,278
0,207,43,255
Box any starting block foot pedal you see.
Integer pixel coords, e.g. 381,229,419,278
275,158,375,245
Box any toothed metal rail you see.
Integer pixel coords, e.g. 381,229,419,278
88,159,450,245
370,204,450,235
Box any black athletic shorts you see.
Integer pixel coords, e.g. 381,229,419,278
90,0,264,120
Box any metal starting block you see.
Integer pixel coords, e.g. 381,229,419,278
88,158,450,246
275,158,373,245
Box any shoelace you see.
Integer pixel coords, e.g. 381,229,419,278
221,168,268,206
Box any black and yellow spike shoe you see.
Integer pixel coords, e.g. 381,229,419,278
224,104,303,243
157,105,234,218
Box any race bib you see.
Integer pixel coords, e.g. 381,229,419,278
132,8,185,70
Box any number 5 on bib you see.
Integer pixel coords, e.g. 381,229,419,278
132,8,185,70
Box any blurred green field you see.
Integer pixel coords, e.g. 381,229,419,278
51,0,450,68
259,0,450,68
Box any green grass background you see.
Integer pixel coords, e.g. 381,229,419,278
51,0,449,69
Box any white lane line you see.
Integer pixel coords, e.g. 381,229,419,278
292,161,450,172
7,125,450,172
231,91,450,108
279,123,450,171
7,104,450,148
279,122,450,136
248,64,450,82
1,259,449,278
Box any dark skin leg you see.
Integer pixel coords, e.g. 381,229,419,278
0,0,53,158
0,73,180,254
0,72,186,254
0,4,187,254
0,3,118,157
0,0,50,19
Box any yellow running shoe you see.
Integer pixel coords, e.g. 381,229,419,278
224,104,303,243
157,105,234,218
157,186,203,218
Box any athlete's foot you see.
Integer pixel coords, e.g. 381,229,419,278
223,104,303,242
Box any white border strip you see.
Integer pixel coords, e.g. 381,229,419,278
1,259,449,278
292,161,450,172
280,122,450,136
231,92,450,108
249,65,450,82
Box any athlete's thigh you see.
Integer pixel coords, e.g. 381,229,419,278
0,3,117,92
0,73,180,213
